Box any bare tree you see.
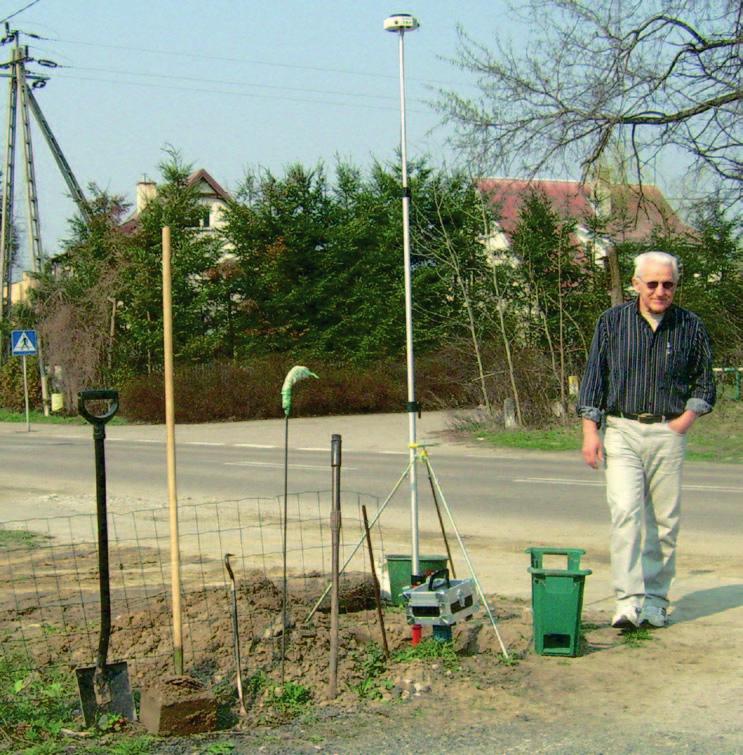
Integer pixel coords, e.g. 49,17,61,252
440,1,742,204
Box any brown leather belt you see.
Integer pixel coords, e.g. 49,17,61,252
609,411,680,424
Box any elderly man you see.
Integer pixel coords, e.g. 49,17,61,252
578,251,715,629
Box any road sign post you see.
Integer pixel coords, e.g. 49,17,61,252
11,329,38,432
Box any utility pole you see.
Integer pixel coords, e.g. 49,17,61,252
0,26,91,414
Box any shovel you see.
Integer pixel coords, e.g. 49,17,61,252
75,389,135,727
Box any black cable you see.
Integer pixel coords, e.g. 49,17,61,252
0,0,43,26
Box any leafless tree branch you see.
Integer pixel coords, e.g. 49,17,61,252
439,0,742,205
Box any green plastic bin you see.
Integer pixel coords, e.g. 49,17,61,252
526,547,592,657
386,554,448,606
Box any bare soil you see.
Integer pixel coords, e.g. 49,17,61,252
1,485,741,754
2,550,742,754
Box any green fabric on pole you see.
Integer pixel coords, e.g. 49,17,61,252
281,365,319,416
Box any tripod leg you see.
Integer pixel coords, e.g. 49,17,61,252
422,453,510,659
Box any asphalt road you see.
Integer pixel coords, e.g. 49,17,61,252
0,418,739,531
0,412,740,605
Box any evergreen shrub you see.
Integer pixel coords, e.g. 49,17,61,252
0,357,42,412
117,352,474,423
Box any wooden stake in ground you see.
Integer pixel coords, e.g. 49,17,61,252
162,226,183,675
328,434,342,699
362,504,389,658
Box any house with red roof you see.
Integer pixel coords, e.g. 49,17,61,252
477,177,689,261
120,168,232,236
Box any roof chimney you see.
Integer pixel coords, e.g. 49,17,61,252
136,179,157,214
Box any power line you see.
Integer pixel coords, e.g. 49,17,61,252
49,71,433,115
49,36,461,88
63,63,409,104
0,0,43,25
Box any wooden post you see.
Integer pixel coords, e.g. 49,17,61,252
361,504,389,658
328,434,342,699
162,226,183,675
504,398,517,429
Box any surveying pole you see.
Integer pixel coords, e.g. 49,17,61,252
385,13,421,581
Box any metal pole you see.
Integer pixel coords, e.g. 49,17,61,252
21,353,29,432
0,48,18,348
162,226,183,675
17,55,49,416
328,434,342,699
281,413,289,683
397,29,420,583
24,85,92,224
304,460,412,624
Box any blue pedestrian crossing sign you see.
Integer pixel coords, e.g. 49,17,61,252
11,329,38,356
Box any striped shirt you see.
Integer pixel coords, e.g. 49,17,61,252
577,300,716,424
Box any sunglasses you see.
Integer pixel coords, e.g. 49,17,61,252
639,279,676,291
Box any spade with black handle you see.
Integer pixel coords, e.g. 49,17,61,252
75,389,135,727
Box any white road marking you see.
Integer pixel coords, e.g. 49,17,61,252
234,443,276,449
514,477,743,493
225,461,357,471
296,447,329,452
184,441,226,447
514,477,602,487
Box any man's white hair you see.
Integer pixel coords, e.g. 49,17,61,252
633,251,680,282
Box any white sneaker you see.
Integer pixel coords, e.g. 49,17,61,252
640,605,667,628
611,605,640,629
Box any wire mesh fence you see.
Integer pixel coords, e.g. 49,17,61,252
0,490,402,684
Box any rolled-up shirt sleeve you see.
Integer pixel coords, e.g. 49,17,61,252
576,315,607,424
685,319,716,415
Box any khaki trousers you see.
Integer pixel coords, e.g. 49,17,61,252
603,416,687,609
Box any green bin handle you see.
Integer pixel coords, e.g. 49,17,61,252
525,546,587,572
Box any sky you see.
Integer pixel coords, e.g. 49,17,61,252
1,0,689,276
2,0,514,270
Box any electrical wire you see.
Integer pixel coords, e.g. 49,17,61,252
51,71,433,115
0,0,43,25
63,63,409,104
49,36,458,88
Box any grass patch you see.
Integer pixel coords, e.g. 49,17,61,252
351,643,391,700
474,425,580,452
0,529,48,550
0,655,78,749
393,638,460,671
620,627,655,648
0,653,154,753
269,681,312,716
0,409,127,426
470,399,743,463
0,408,83,425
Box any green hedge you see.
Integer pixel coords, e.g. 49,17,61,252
118,352,474,423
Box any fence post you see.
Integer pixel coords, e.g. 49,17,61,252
504,398,517,429
328,434,342,699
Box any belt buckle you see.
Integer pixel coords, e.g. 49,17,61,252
637,413,655,424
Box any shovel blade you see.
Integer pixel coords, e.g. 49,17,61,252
76,662,136,727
